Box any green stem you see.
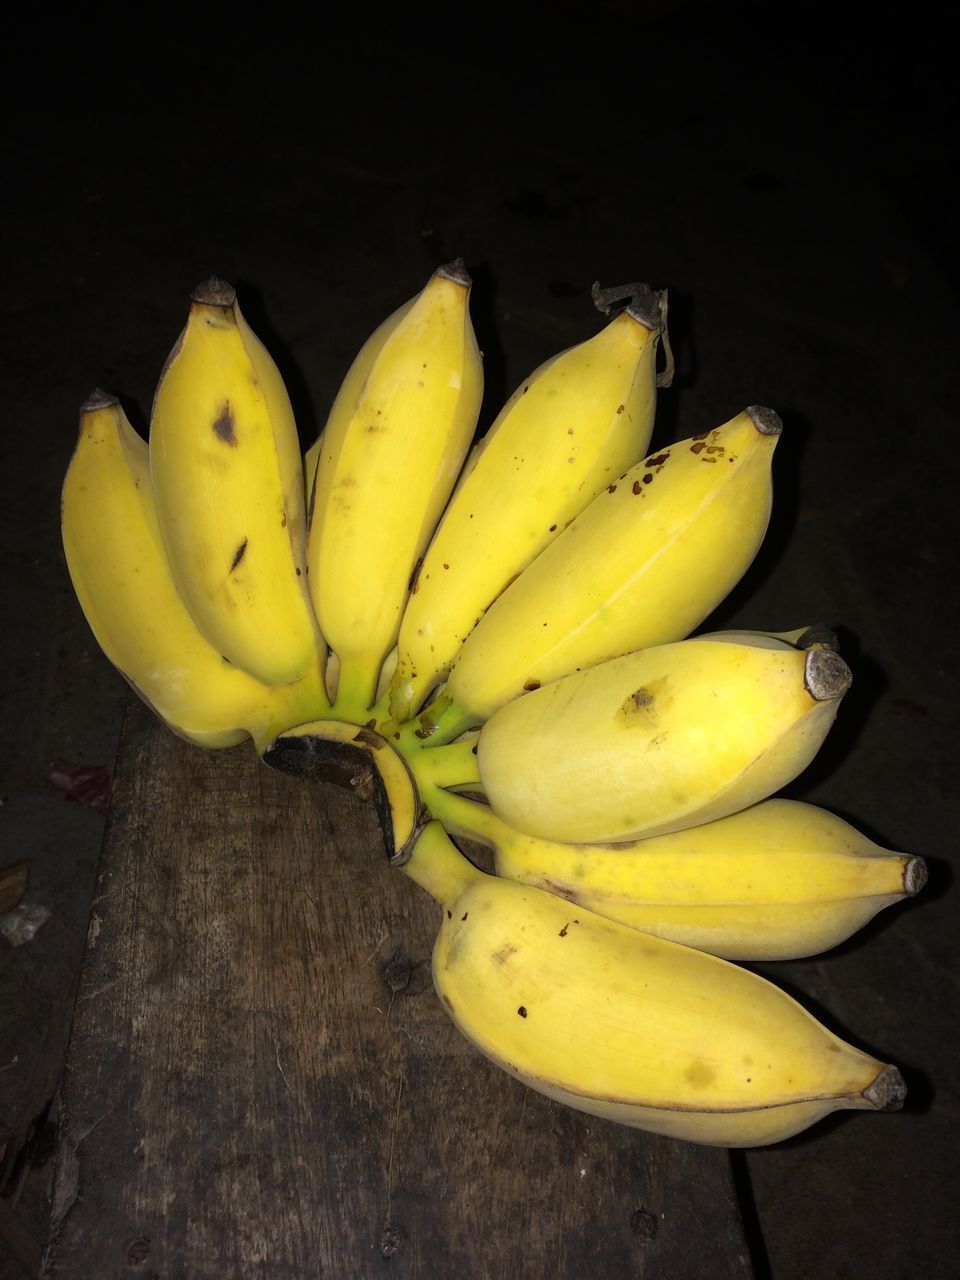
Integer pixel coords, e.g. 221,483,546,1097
421,784,504,848
430,698,477,745
368,687,391,726
400,820,483,906
330,651,381,722
409,733,482,791
391,696,476,752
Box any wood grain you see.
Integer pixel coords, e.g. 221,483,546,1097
45,696,753,1278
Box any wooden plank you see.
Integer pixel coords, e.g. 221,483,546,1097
0,1194,43,1278
0,860,29,915
45,696,752,1278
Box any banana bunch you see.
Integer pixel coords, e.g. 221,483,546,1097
63,263,922,1148
62,265,481,832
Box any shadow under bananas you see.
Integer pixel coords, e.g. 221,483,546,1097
728,1148,774,1280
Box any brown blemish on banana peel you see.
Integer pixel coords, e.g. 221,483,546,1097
616,679,673,732
213,402,237,445
229,538,248,572
684,1060,718,1089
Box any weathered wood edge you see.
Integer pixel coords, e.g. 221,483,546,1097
44,694,755,1278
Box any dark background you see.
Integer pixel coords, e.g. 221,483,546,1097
2,5,957,1276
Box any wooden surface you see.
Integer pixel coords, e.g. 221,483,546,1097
44,697,753,1278
0,861,28,915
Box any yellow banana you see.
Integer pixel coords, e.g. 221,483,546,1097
263,719,421,859
307,262,482,719
472,637,852,842
398,822,905,1146
425,788,925,960
443,406,781,721
150,277,322,686
386,291,664,726
61,392,329,750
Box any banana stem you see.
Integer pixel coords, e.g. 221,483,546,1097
397,696,476,750
431,698,477,744
368,688,392,727
330,651,380,721
409,733,482,790
421,784,504,848
400,820,483,906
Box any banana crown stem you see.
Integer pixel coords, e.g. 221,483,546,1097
260,718,420,858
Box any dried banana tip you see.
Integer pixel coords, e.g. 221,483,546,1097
438,258,472,288
191,276,237,307
80,388,119,413
625,285,662,332
591,279,662,331
904,856,928,896
862,1064,907,1112
747,405,783,436
803,648,852,701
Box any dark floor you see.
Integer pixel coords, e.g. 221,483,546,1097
2,7,958,1277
